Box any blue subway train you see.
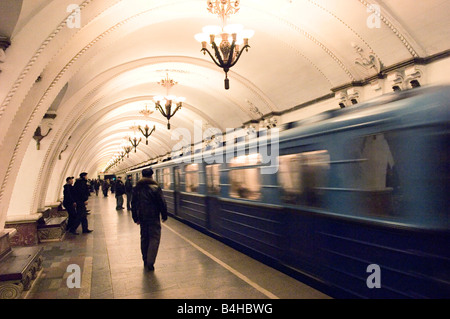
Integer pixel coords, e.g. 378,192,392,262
128,85,449,298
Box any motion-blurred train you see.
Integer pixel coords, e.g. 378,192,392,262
127,85,449,298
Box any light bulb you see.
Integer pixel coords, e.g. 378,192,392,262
154,95,164,102
202,25,221,36
241,29,255,39
195,33,208,43
224,24,243,34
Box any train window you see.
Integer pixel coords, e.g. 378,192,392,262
341,133,397,217
163,168,171,189
155,169,162,185
174,167,181,191
278,151,330,207
229,154,262,201
185,164,199,193
206,164,221,195
344,134,395,190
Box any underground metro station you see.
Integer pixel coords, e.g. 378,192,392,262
0,0,449,301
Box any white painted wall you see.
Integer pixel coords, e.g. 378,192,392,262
7,139,47,215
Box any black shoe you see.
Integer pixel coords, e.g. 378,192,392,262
82,229,93,234
146,264,155,271
69,231,79,235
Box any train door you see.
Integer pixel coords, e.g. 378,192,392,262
205,164,221,234
173,166,181,216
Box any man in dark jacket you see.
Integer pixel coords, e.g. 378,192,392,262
63,176,78,234
125,175,133,211
132,168,168,271
102,179,110,197
72,172,93,234
115,177,126,210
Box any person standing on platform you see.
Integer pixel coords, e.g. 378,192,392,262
131,168,168,271
73,172,93,234
102,179,110,197
115,176,126,210
125,175,133,211
63,176,78,235
94,179,100,196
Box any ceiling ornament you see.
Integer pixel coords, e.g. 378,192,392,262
352,43,381,74
195,0,254,90
153,73,185,130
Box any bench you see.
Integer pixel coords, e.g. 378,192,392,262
37,216,68,242
0,246,43,299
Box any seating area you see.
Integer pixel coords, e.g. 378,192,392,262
37,203,68,243
0,230,43,299
0,202,66,299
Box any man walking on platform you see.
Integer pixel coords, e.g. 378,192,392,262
72,172,93,234
63,176,78,235
115,176,126,210
132,168,168,271
125,175,133,211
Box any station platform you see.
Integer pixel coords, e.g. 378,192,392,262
25,194,330,299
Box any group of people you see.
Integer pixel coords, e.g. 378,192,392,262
109,176,133,211
63,172,94,235
62,168,168,272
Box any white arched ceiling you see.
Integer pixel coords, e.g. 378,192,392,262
0,0,449,224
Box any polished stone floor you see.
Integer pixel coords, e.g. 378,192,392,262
26,193,330,299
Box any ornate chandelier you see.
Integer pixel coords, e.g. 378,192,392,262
139,103,154,117
137,103,157,144
128,127,142,153
138,123,156,145
129,135,141,153
153,73,185,130
195,0,254,90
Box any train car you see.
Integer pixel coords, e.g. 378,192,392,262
127,85,449,298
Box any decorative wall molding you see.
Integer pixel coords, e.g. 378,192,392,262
358,0,419,58
352,43,381,74
0,0,95,119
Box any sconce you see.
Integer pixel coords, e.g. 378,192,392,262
59,144,68,160
33,126,52,150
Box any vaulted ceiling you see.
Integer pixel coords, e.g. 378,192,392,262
0,0,449,213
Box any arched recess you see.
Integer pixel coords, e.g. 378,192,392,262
0,0,23,37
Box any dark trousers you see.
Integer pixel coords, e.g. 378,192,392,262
65,204,77,232
140,219,161,266
73,202,89,232
116,195,124,209
126,192,132,210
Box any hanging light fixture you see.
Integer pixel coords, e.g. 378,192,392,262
153,73,185,130
195,0,254,90
138,123,156,145
128,128,142,153
139,103,154,117
122,144,132,158
129,136,141,153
